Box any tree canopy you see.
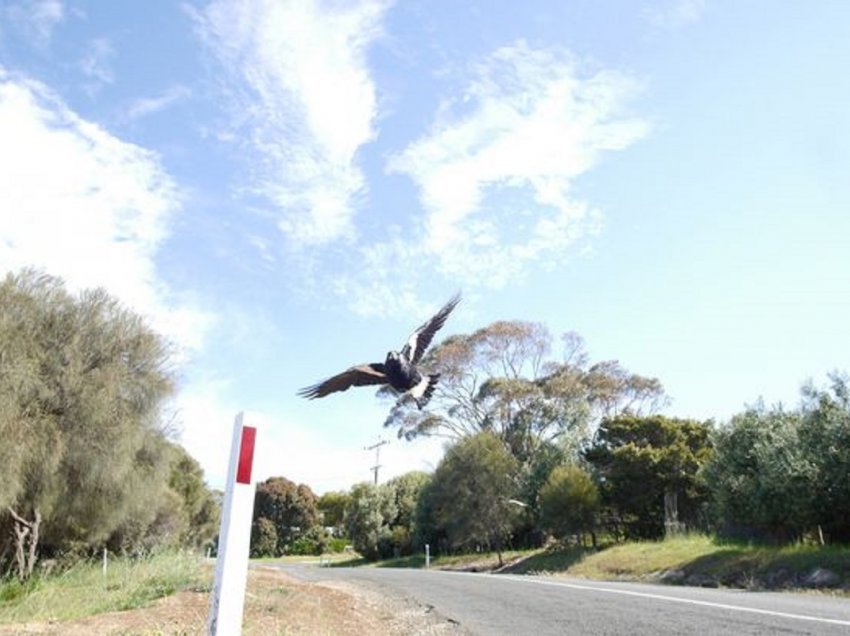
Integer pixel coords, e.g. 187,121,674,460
0,270,217,578
384,322,666,467
251,477,320,556
539,464,600,546
424,432,521,564
584,415,713,540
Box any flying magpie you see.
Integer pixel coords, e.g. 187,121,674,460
298,293,461,409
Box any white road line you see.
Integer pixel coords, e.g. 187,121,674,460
448,572,850,628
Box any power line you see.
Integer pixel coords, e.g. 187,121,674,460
363,438,389,485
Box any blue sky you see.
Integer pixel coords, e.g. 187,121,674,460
1,0,848,493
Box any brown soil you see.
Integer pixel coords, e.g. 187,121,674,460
0,567,465,635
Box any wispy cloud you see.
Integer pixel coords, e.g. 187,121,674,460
331,237,434,319
3,0,65,46
126,85,191,121
192,0,392,246
0,69,213,352
388,40,648,287
644,0,707,29
79,37,115,87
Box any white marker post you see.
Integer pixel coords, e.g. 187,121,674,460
208,412,258,635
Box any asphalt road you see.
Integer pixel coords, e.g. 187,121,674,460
279,565,850,635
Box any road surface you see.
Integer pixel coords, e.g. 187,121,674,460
278,564,850,635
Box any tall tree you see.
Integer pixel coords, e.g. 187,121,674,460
318,490,351,533
585,415,713,540
427,432,521,565
799,373,850,542
251,477,320,556
384,323,666,468
164,443,220,549
383,471,430,556
0,270,177,577
344,482,396,560
539,464,600,546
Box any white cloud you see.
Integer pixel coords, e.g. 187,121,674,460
126,85,191,121
192,0,392,245
388,41,648,287
0,70,212,352
645,0,706,29
330,236,434,318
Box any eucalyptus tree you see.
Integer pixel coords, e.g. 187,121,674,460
384,323,665,460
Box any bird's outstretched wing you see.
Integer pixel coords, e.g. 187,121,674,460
297,363,388,399
401,293,461,364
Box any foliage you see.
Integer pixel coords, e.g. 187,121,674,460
164,444,220,549
513,441,572,546
585,415,713,540
287,526,329,556
251,517,278,558
0,270,213,578
317,490,350,532
327,536,350,553
798,373,850,542
341,472,431,561
539,464,600,545
383,471,430,555
704,406,814,543
705,374,850,544
384,323,666,469
425,433,521,563
250,477,320,557
344,482,396,561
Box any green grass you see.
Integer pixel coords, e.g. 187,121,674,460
340,535,850,590
564,535,850,588
251,552,354,565
333,549,538,570
0,551,207,624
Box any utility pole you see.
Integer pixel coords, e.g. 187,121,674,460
364,438,389,485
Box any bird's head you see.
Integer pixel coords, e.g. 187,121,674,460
386,350,399,363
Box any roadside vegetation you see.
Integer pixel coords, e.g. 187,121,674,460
336,535,850,592
0,270,219,584
0,551,205,623
2,266,849,629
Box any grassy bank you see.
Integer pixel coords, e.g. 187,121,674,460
567,535,850,588
347,535,850,590
0,551,206,623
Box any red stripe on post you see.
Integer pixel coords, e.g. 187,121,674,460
235,426,256,485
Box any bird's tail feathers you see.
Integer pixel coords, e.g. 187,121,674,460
413,373,440,410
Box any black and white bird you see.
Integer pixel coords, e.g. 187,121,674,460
298,293,461,409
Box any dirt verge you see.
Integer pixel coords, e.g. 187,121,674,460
0,567,466,635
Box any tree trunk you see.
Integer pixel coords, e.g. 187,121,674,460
664,490,683,538
8,508,41,580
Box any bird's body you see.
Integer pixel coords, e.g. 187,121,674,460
298,293,460,409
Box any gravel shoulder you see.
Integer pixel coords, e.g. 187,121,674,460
0,566,465,635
